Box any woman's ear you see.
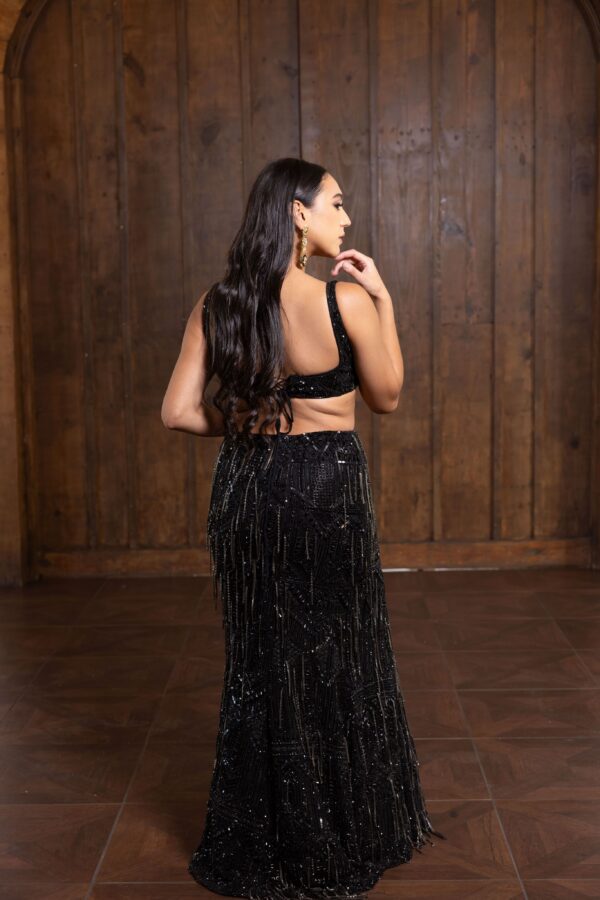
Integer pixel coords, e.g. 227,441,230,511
291,200,306,231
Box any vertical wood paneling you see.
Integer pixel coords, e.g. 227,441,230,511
244,0,299,164
72,0,129,546
535,0,596,537
185,0,244,544
466,1,495,325
569,5,597,531
23,0,88,547
434,0,495,540
377,0,433,541
593,56,600,569
121,0,186,546
9,0,599,574
8,77,36,574
494,0,536,539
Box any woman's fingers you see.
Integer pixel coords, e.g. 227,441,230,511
332,253,370,276
330,250,386,298
334,248,370,262
331,260,358,275
335,262,352,275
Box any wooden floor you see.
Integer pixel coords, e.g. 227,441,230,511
0,567,599,899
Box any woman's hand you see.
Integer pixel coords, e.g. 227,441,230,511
331,249,387,298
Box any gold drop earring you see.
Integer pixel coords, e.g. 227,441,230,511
299,225,308,269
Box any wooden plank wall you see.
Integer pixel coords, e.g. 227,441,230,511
4,0,599,577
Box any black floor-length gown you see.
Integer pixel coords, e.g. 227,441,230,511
188,281,445,899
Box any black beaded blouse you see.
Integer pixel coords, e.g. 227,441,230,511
284,279,360,399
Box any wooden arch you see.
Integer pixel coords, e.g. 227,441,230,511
1,0,600,583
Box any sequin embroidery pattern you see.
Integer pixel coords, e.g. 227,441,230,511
188,428,445,898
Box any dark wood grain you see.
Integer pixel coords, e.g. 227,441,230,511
0,0,599,579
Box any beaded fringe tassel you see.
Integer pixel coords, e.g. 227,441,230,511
189,429,445,898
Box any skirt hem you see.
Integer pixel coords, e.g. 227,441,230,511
187,821,447,898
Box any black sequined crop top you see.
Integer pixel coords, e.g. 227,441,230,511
284,280,360,399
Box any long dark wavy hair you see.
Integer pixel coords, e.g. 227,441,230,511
201,157,327,447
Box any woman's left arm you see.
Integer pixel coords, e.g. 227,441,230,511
161,292,226,437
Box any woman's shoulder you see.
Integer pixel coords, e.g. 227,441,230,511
333,279,372,315
333,279,370,301
332,280,374,340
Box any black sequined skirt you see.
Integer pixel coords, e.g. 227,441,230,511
188,428,445,899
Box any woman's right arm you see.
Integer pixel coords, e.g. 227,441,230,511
336,279,404,414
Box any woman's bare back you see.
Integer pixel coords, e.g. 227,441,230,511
236,274,357,435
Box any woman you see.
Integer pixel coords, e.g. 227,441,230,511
161,158,444,899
